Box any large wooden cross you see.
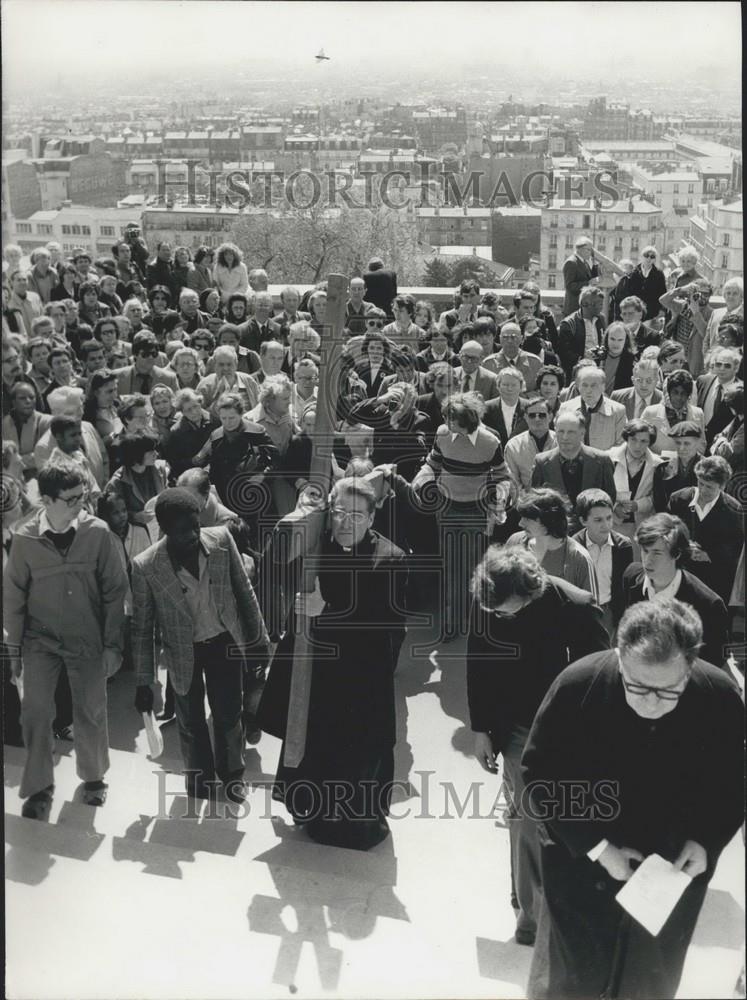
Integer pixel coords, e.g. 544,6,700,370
279,272,348,768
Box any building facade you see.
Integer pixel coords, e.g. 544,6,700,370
687,197,743,291
539,196,663,291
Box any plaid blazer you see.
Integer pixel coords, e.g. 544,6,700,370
131,526,269,694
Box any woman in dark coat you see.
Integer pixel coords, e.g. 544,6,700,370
159,388,215,482
192,391,276,515
258,477,408,850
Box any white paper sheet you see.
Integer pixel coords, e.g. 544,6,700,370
616,852,692,936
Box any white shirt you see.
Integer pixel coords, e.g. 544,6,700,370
634,392,654,418
450,429,479,446
585,533,613,606
642,568,682,602
501,400,518,432
703,377,732,425
584,317,599,354
174,548,225,642
689,488,719,522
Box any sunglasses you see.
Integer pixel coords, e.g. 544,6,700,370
526,412,549,419
642,253,657,259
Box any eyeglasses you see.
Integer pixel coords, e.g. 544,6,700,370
642,253,657,259
330,508,369,525
366,320,384,328
620,668,691,702
713,362,735,369
460,354,481,361
526,412,549,420
56,490,86,508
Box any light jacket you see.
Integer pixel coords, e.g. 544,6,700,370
3,509,127,657
131,526,270,694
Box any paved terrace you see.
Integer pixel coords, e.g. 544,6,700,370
5,606,744,999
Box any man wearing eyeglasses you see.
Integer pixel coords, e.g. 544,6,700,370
4,460,128,819
115,331,178,396
504,397,558,493
522,598,743,1000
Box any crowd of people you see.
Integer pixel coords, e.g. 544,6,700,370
2,230,744,999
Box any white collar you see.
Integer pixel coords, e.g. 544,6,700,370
501,398,518,413
586,532,613,551
39,509,80,536
451,429,479,446
642,568,682,602
689,489,719,518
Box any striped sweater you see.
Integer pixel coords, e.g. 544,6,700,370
418,424,510,504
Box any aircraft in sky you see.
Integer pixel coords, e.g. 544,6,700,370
315,48,330,62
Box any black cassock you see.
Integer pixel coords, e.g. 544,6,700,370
521,650,744,1000
258,530,408,850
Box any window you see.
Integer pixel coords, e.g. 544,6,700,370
687,198,693,207
548,275,556,289
37,224,53,236
723,233,730,246
548,256,557,270
597,237,606,250
673,184,679,194
721,253,729,269
688,184,694,194
597,219,607,230
565,235,574,248
549,217,558,229
61,225,71,235
71,224,81,235
673,197,679,206
100,225,115,237
549,234,557,247
656,185,662,194
614,221,623,230
566,218,575,228
81,226,91,236
630,238,639,252
582,214,591,228
16,223,31,234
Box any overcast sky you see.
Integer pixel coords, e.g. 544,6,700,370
2,1,742,96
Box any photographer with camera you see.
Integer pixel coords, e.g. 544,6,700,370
659,279,714,379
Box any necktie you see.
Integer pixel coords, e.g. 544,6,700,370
634,395,644,419
463,373,472,393
138,372,151,395
713,383,723,418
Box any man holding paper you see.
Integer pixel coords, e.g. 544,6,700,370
521,599,743,999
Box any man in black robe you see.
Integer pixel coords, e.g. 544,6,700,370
467,546,609,946
258,476,408,850
522,598,743,999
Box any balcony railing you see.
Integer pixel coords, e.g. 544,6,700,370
266,285,727,312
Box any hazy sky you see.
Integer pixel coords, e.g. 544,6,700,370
2,0,742,95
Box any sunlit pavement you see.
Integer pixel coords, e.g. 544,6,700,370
5,610,744,999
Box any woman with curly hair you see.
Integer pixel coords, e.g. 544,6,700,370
641,368,705,454
213,242,248,303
